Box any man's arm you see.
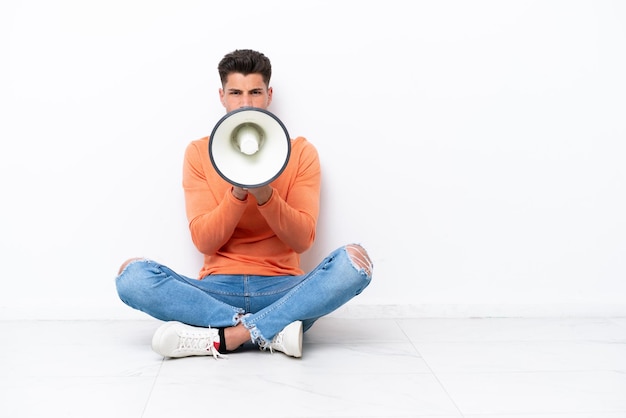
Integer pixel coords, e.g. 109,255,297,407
183,139,248,255
256,140,321,253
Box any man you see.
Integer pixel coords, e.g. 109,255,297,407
116,49,372,359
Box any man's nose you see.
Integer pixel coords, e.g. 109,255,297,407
241,94,253,107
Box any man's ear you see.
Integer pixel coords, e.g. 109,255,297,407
219,88,226,107
267,86,273,106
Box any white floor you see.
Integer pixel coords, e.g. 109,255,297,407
1,317,626,418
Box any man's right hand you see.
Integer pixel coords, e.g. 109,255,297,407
231,186,248,201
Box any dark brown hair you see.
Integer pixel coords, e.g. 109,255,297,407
217,49,272,87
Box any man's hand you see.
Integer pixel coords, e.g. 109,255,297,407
231,185,273,205
231,186,248,201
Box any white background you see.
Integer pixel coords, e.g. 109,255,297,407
1,0,625,319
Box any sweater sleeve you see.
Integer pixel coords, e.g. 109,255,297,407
257,139,321,253
183,139,248,255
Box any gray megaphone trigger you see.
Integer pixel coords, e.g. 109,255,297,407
209,107,291,189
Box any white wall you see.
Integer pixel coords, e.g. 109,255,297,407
1,0,625,319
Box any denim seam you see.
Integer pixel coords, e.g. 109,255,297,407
241,256,332,345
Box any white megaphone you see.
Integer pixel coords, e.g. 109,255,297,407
209,107,291,188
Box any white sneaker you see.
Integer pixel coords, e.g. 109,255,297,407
268,321,303,358
151,321,226,359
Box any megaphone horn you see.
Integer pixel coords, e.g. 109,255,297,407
209,107,291,189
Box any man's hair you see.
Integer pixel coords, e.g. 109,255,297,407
218,49,272,87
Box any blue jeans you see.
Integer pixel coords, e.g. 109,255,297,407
115,245,372,346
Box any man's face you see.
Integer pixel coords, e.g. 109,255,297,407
219,73,273,112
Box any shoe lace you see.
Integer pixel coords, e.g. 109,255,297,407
179,330,228,360
265,331,284,354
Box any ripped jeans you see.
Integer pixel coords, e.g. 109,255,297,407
115,245,372,346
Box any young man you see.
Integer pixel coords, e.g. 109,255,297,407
115,49,372,359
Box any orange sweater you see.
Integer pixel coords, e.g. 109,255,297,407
183,136,321,278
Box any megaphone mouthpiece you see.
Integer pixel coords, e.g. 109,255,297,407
233,123,262,155
209,107,291,189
